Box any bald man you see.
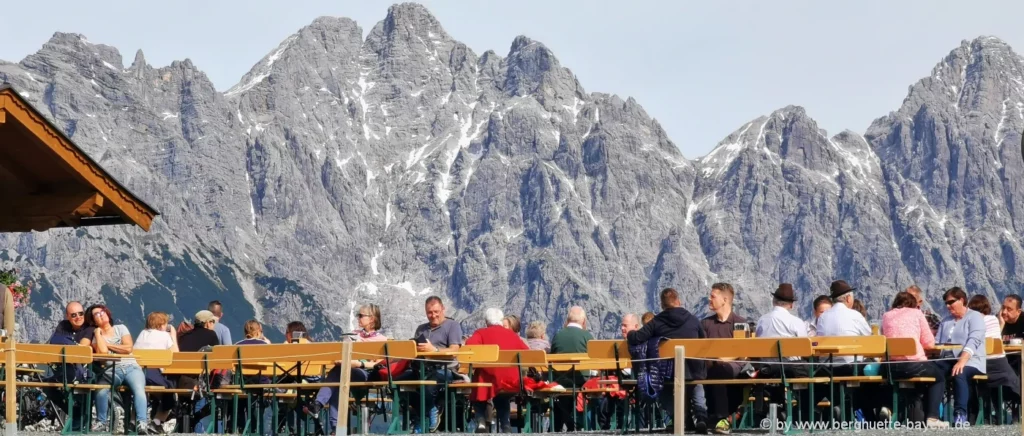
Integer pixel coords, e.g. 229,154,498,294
49,301,91,345
550,306,594,431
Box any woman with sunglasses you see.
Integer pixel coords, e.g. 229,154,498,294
935,287,987,426
80,304,150,434
303,304,386,431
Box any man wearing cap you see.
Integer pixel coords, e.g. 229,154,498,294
179,310,221,352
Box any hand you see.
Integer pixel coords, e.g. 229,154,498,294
951,360,967,376
416,340,434,353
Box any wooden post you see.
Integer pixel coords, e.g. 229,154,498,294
4,287,15,436
336,341,353,436
674,345,686,436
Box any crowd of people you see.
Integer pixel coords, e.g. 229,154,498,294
36,280,1024,434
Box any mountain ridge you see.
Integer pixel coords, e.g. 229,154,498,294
1,3,1022,342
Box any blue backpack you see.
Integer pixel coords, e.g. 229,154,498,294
629,336,673,402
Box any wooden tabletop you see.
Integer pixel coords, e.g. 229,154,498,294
1004,344,1022,352
546,353,591,363
812,345,861,354
417,351,473,358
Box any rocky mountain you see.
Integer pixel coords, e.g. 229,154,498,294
1,3,1022,342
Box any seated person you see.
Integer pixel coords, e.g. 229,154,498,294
80,305,149,434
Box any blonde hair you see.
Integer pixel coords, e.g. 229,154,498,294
360,304,382,331
526,321,547,340
146,311,169,330
244,319,263,339
503,314,521,333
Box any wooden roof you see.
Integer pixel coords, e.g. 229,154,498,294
0,84,158,232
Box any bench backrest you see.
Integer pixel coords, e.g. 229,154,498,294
660,337,814,359
133,349,174,367
475,350,547,368
162,352,209,375
351,340,417,361
457,344,499,364
16,343,93,364
811,335,887,356
587,340,629,360
884,337,919,358
987,337,1002,355
209,342,344,370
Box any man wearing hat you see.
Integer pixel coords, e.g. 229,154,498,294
815,280,871,364
755,284,809,343
753,284,817,423
814,280,877,420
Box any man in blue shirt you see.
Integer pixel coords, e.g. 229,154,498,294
208,300,232,345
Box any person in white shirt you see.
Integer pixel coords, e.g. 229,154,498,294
134,311,179,432
815,280,881,421
755,284,816,425
815,280,872,367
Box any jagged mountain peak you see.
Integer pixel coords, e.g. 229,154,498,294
503,35,584,113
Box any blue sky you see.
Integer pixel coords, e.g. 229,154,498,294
2,0,1023,159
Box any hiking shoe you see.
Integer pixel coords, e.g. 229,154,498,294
714,418,731,434
147,420,165,434
954,412,967,427
91,421,109,433
428,406,441,433
879,406,891,422
926,418,949,429
694,418,708,434
136,421,151,435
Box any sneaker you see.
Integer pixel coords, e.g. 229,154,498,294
954,412,967,427
926,418,949,429
694,414,708,434
474,422,489,433
714,418,731,434
136,421,151,435
428,406,440,433
879,406,891,422
147,420,165,434
91,421,109,433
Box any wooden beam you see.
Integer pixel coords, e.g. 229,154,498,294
0,191,104,219
0,108,6,124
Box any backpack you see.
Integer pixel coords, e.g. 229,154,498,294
629,336,673,402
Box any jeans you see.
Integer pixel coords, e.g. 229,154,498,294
395,365,452,427
314,366,371,431
474,396,511,431
659,383,707,426
935,361,982,416
95,364,148,425
887,360,945,420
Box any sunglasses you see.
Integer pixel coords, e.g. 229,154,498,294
944,299,959,306
357,314,371,319
68,311,84,319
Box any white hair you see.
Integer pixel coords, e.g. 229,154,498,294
484,308,504,326
567,306,587,324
